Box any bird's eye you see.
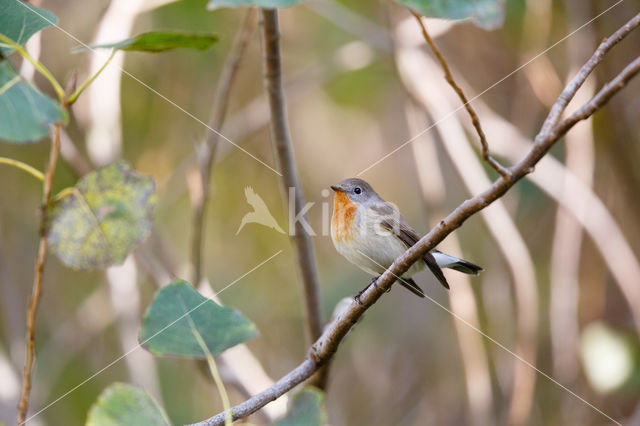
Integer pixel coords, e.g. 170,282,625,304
354,187,362,194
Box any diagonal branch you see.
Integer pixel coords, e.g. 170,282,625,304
410,11,510,178
541,12,640,134
189,14,640,425
260,9,325,360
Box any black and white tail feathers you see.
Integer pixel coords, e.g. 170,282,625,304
396,250,483,297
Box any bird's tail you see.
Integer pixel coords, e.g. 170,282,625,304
433,250,483,276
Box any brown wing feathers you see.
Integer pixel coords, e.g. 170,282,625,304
380,218,451,291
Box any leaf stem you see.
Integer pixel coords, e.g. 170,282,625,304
187,315,232,426
0,157,44,181
17,123,61,424
65,50,117,106
0,34,65,102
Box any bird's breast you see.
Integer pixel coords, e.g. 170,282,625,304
331,192,358,243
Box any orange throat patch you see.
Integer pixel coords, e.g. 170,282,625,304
331,191,357,243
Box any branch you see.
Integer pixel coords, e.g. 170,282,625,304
191,13,640,426
410,11,510,178
17,123,61,424
191,9,257,286
260,9,325,355
541,12,640,134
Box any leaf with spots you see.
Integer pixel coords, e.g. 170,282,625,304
0,61,66,143
139,281,258,358
272,387,327,426
86,383,170,426
0,0,58,57
45,161,156,270
397,0,505,30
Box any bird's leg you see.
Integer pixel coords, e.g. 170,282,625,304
354,276,386,304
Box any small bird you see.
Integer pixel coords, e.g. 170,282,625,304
236,186,285,235
330,178,482,300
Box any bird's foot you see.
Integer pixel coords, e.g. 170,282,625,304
355,276,389,305
371,276,390,293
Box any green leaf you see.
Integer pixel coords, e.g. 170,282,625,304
397,0,505,30
86,383,170,426
272,387,326,426
140,281,258,358
0,0,58,56
207,0,302,10
45,161,156,269
0,61,66,143
83,32,218,53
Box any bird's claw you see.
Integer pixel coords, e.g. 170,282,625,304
371,276,390,293
354,284,368,306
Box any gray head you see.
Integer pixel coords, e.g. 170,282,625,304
330,178,381,205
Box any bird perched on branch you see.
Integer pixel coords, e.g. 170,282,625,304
330,178,482,301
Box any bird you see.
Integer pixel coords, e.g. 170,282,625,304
236,186,285,235
330,178,482,301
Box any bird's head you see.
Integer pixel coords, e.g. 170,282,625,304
330,178,379,205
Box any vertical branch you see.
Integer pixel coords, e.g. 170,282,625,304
191,9,258,285
260,7,325,358
17,123,61,424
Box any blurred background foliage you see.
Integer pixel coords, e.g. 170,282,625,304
1,0,640,425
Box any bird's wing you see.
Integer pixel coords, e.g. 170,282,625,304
245,186,269,211
376,204,450,290
397,277,425,298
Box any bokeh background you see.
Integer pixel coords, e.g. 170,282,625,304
1,0,640,425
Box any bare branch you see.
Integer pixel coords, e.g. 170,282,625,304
191,9,258,285
18,123,61,424
410,11,510,178
260,9,325,355
191,13,640,426
541,12,640,133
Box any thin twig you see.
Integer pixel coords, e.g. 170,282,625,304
541,12,640,134
17,123,61,424
410,11,510,178
190,15,640,425
191,8,257,286
260,9,326,379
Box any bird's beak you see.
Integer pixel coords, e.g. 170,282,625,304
330,185,344,192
